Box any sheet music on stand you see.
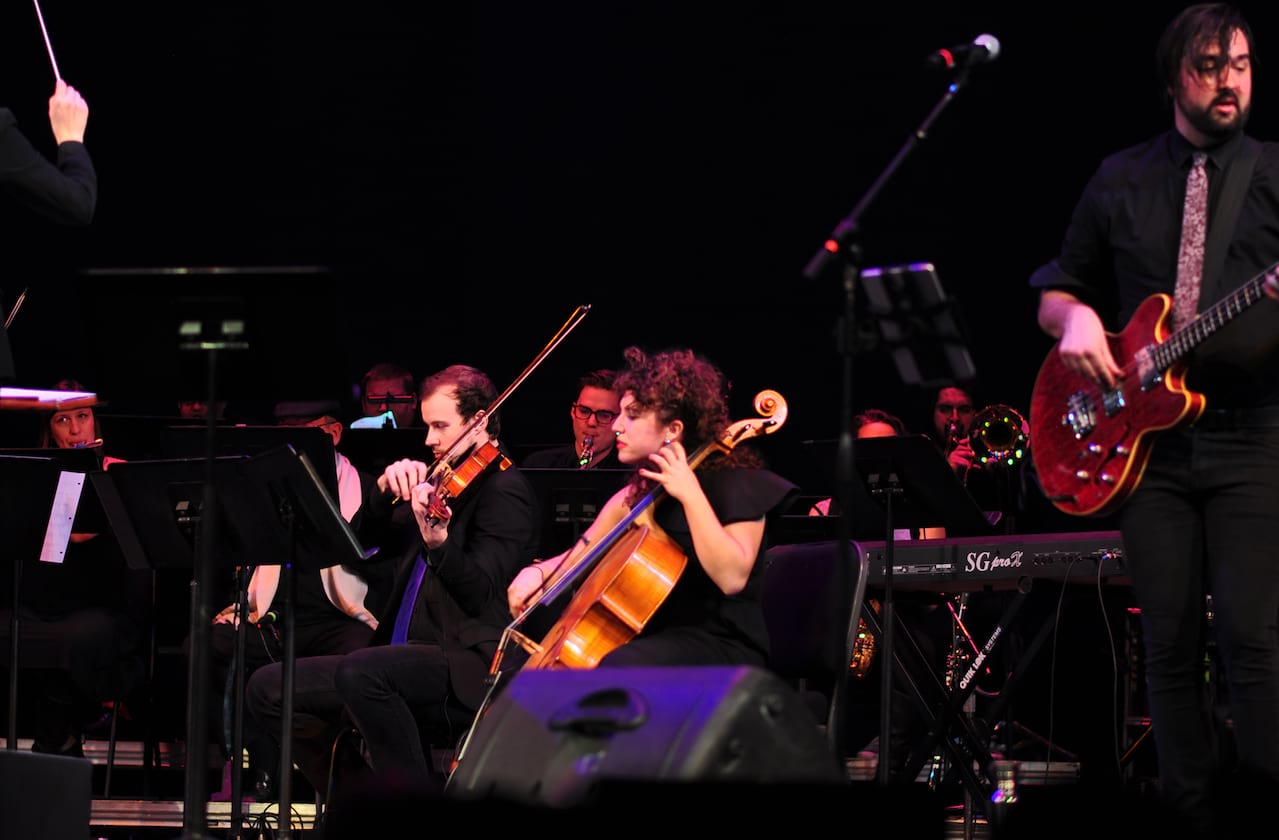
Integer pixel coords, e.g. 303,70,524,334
0,393,104,755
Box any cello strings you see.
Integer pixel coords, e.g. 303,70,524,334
32,0,62,81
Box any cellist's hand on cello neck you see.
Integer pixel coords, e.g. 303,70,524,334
638,438,699,503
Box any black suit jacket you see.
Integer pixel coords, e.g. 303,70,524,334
368,455,539,709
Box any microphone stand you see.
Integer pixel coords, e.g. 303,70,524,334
802,63,980,786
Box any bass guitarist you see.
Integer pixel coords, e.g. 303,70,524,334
1028,5,1279,836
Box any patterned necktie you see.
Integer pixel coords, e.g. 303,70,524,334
1172,151,1209,330
390,553,428,644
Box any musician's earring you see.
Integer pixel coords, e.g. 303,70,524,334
663,438,672,445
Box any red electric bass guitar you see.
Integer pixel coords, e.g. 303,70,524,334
1030,261,1279,517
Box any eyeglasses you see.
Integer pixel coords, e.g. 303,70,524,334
571,403,618,424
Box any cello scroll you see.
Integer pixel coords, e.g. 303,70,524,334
703,389,788,460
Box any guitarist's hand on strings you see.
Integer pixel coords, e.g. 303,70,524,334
1042,291,1123,388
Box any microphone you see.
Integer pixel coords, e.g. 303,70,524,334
926,34,1000,70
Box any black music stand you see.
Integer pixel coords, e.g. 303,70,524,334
0,449,103,752
858,263,976,390
160,425,340,503
92,454,252,827
520,468,633,558
97,446,374,839
844,434,992,785
219,444,375,840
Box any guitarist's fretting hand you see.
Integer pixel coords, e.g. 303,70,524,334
1040,290,1124,388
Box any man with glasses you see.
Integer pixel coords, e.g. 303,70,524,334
523,368,623,469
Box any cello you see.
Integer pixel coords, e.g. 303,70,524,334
449,389,788,768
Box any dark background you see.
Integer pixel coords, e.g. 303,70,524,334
3,1,1277,498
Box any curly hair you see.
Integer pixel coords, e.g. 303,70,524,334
419,364,500,437
614,347,761,504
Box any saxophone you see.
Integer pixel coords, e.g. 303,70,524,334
850,612,876,677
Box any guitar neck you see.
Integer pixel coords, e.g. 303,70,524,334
1153,261,1279,369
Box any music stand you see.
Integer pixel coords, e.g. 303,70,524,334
859,263,977,390
96,446,373,838
91,454,252,823
519,468,633,557
0,449,103,752
850,434,995,792
161,424,340,503
219,444,375,839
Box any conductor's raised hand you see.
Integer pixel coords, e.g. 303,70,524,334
48,79,89,145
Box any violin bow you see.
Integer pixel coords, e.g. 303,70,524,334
32,0,62,82
424,303,592,486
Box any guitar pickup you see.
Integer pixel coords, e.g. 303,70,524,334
1102,388,1126,416
1063,390,1096,438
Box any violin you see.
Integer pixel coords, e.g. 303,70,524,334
423,439,511,521
387,304,591,514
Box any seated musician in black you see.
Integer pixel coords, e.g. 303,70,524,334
0,380,148,757
244,364,539,798
506,346,798,669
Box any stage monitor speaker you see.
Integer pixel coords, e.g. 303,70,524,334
0,750,92,840
445,665,847,808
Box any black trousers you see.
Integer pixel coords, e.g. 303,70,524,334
245,642,466,796
206,614,373,769
1119,422,1279,837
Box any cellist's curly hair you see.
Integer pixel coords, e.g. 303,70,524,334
614,346,761,480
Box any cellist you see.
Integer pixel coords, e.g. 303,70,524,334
506,346,798,668
245,364,540,799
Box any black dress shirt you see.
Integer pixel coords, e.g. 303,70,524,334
1030,129,1279,408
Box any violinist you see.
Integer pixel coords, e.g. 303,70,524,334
244,364,539,799
506,346,798,669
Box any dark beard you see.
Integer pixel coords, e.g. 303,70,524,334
1185,95,1250,140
